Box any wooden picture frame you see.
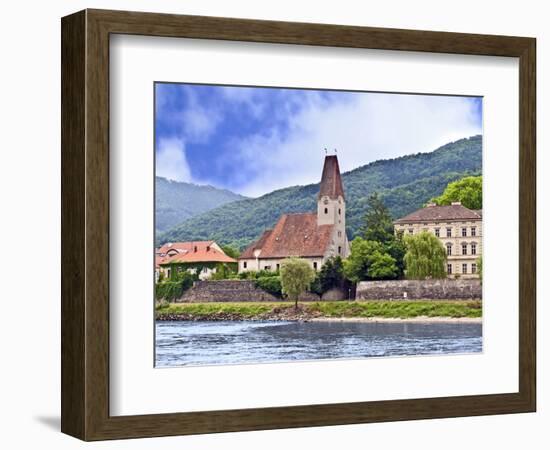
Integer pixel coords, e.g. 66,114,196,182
61,9,536,441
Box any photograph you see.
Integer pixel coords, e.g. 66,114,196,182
153,83,484,367
0,0,541,444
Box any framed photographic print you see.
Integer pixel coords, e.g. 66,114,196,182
61,9,536,441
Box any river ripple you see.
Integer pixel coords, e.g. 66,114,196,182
156,321,482,367
155,320,482,367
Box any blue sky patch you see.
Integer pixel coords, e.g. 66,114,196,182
155,83,482,198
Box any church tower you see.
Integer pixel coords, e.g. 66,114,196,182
317,155,349,257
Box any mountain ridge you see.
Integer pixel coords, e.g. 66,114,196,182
158,135,482,250
155,177,247,233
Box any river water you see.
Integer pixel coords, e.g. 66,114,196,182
155,320,482,367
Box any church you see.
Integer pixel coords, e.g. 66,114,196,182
238,155,350,273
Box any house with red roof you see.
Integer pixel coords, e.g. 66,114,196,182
394,202,483,278
238,155,350,273
155,241,237,281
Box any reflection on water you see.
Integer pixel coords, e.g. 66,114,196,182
155,320,482,367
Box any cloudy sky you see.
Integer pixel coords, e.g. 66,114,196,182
155,83,482,198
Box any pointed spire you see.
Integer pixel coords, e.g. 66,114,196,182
318,155,345,200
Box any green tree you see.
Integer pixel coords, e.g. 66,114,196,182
343,238,398,282
477,255,483,283
385,231,406,278
431,176,482,210
368,251,398,279
357,193,406,277
317,256,345,293
403,232,447,279
359,192,395,243
280,258,316,309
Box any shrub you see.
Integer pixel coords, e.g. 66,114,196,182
255,276,283,298
155,271,194,301
256,269,279,278
238,270,257,280
238,269,279,280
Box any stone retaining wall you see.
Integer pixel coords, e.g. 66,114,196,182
176,280,321,303
321,287,349,301
356,279,481,300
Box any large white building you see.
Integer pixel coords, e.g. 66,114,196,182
238,155,350,273
394,202,482,279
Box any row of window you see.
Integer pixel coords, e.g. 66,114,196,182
407,226,477,238
447,263,477,275
247,261,478,275
323,207,342,215
446,242,477,256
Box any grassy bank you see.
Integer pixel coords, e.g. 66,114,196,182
156,300,482,321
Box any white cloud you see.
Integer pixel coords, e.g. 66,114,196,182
220,86,256,102
182,107,221,142
227,93,481,197
219,86,266,119
181,88,222,142
155,138,192,182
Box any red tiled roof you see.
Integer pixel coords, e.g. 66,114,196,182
239,229,272,259
157,241,214,255
318,155,345,200
394,204,482,224
155,255,168,268
239,213,333,259
160,245,236,265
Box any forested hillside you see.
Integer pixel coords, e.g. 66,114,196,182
158,135,482,250
155,177,246,233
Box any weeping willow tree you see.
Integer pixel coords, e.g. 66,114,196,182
404,231,447,279
280,257,316,309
